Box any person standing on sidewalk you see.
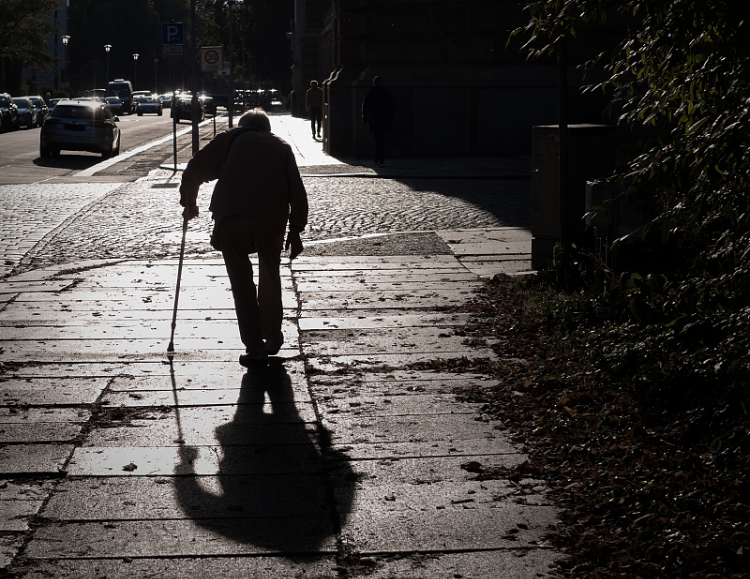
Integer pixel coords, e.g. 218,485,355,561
179,108,308,368
362,76,396,166
306,80,324,139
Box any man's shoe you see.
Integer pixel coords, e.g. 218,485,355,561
264,333,284,356
239,352,268,368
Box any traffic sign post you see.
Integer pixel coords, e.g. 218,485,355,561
200,46,223,72
162,22,184,57
162,23,184,165
162,23,184,45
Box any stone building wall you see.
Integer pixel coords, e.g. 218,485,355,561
290,0,614,158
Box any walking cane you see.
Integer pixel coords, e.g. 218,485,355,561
167,215,189,354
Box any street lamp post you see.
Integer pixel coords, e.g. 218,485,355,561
154,59,159,95
133,53,139,90
62,35,70,89
227,0,241,128
104,45,112,85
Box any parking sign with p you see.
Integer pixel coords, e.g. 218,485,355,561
162,22,184,45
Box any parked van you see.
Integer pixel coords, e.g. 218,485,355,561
106,80,134,115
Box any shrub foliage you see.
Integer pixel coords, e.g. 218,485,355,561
514,0,750,399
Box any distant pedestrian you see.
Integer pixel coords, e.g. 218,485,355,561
362,77,396,166
306,80,323,139
179,108,308,368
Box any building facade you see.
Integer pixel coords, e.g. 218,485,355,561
289,0,612,159
20,0,70,92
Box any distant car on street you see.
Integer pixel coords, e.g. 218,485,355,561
171,94,204,123
40,100,121,159
13,97,39,129
107,79,135,115
105,96,123,115
199,94,216,115
0,92,20,132
47,98,66,111
160,93,172,108
136,95,163,116
132,90,151,99
86,89,106,101
28,96,49,124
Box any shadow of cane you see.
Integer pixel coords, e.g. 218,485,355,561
173,360,355,554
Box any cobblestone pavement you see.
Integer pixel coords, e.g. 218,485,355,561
2,114,532,276
15,174,530,273
0,183,123,278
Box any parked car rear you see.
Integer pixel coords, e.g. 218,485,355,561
171,94,204,122
105,96,123,115
0,92,19,132
12,97,39,129
28,96,49,124
40,100,121,158
199,94,216,115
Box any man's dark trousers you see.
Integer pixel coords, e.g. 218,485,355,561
216,214,284,358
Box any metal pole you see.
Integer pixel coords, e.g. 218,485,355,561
228,5,234,128
134,55,138,91
173,89,177,169
167,216,189,353
558,34,570,247
191,0,199,155
241,35,245,112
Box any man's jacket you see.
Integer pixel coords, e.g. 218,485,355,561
180,127,308,233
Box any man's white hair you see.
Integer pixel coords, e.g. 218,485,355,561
238,108,271,131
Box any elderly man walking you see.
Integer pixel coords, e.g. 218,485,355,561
179,108,309,367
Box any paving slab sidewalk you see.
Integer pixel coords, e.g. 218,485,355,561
0,244,562,577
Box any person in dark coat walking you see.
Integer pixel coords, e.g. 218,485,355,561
362,77,396,166
179,108,308,368
306,80,324,139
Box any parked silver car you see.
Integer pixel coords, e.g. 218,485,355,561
12,96,39,129
40,100,121,159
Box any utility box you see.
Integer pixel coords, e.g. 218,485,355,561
531,124,616,269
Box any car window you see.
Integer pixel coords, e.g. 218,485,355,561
103,106,113,120
52,106,93,120
13,98,27,107
0,96,7,106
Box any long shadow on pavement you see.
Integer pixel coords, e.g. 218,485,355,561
172,361,354,555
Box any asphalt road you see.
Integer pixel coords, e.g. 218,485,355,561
0,110,188,185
